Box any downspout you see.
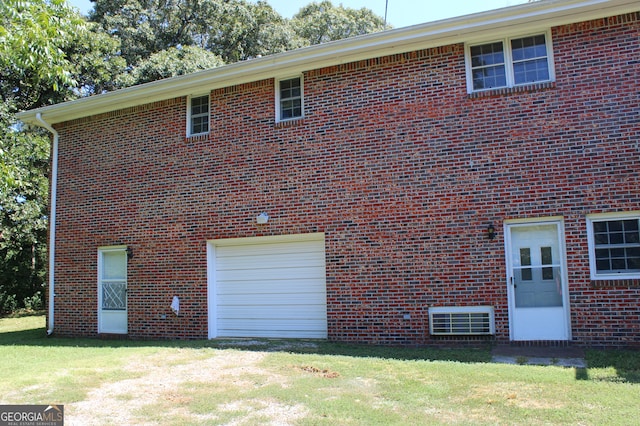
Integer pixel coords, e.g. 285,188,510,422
35,113,58,336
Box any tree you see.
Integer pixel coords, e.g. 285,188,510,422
67,22,128,95
90,0,305,66
200,0,304,63
0,125,49,314
0,0,90,312
89,0,194,66
88,0,386,70
0,105,49,313
118,45,224,86
291,1,387,46
0,0,85,109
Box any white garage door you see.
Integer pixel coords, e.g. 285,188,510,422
208,233,327,338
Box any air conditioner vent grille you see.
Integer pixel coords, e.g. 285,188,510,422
429,306,495,335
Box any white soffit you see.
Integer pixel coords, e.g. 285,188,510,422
17,0,639,125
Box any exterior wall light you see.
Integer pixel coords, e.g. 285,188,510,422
256,212,269,224
487,223,496,240
126,247,134,259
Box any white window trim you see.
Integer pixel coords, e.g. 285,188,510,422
586,211,640,280
275,75,304,123
464,30,555,94
186,94,210,137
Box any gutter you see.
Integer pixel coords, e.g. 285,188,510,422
35,113,58,336
16,0,639,127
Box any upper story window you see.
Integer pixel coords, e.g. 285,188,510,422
587,213,640,280
277,76,303,122
465,32,554,93
188,94,210,136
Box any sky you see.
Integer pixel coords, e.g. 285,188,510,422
67,0,529,29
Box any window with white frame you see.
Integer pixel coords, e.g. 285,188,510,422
587,213,640,279
466,32,553,92
188,94,210,136
277,76,303,121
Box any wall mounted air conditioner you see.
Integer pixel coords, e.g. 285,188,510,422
428,306,495,336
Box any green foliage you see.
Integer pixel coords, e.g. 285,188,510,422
0,105,49,313
118,45,224,86
90,0,193,66
0,292,18,314
201,0,305,63
0,1,65,312
23,291,44,311
0,0,86,108
90,0,305,65
0,1,94,313
291,0,387,46
67,21,127,95
89,0,384,71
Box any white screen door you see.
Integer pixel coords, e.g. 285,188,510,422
506,222,570,341
98,247,128,334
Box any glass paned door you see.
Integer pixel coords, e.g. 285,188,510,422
98,248,128,334
507,222,569,341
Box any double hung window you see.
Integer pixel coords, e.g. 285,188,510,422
466,32,553,92
587,214,640,279
188,94,210,136
277,77,303,121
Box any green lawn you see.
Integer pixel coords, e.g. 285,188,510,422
1,315,638,425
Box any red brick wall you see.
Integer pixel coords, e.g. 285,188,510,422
52,12,639,346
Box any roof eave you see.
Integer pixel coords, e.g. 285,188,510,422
17,0,638,126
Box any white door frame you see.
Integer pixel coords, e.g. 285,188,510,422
504,217,571,341
98,246,128,334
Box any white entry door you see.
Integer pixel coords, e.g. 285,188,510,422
506,221,570,341
98,247,128,334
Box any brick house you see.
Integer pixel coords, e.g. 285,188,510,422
18,0,639,347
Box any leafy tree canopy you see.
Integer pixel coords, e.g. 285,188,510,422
0,103,49,313
0,0,88,312
0,0,87,110
89,0,305,66
118,45,225,86
88,0,387,75
291,1,387,45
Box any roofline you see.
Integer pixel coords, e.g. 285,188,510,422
17,0,639,125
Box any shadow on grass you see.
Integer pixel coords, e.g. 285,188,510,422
574,349,640,384
0,321,492,364
3,320,638,383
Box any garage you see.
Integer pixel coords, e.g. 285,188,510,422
207,233,327,338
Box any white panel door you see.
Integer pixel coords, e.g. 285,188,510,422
98,247,128,334
208,234,327,338
506,222,570,341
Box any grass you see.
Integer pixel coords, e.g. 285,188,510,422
1,316,639,425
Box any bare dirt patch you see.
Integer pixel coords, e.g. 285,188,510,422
66,349,306,425
293,365,340,379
